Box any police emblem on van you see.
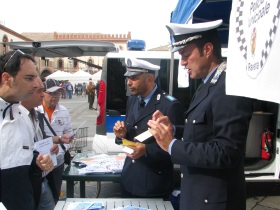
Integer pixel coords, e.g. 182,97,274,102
235,0,280,79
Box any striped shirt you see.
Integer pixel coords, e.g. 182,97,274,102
37,104,73,166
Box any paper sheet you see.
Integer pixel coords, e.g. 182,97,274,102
34,137,57,166
134,130,153,143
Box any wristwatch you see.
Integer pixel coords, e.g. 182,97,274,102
58,136,62,144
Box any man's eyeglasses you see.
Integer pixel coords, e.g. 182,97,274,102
3,49,25,70
45,91,62,96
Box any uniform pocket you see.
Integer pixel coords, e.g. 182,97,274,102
184,111,208,141
192,182,227,204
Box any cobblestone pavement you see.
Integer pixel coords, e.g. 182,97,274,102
59,95,280,210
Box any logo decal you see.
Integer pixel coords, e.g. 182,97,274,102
235,0,280,78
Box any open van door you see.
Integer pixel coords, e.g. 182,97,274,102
226,0,280,181
3,40,119,57
3,40,119,70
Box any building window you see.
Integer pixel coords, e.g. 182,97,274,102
74,59,78,68
58,59,63,68
45,59,49,67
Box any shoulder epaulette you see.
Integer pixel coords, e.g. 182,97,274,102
162,92,177,102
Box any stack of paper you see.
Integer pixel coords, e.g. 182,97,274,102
112,206,151,210
74,154,125,174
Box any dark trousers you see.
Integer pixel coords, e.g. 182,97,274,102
51,163,64,203
88,94,95,108
1,167,36,210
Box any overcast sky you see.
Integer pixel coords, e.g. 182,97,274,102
0,0,178,49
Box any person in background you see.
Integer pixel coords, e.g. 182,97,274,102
37,78,74,203
147,20,253,210
82,82,87,97
0,50,53,210
60,81,66,99
113,57,184,201
21,77,72,209
87,78,96,110
66,81,73,99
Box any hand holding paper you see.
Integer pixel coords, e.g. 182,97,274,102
34,137,57,166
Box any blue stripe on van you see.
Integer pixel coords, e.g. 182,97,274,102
106,116,126,132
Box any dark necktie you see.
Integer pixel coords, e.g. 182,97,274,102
139,98,146,108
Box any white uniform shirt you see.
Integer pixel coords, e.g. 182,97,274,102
0,98,34,169
37,104,73,166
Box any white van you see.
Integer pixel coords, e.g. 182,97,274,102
94,50,280,182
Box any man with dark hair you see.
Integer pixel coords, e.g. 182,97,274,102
148,20,253,210
0,50,53,210
113,57,184,200
21,77,72,209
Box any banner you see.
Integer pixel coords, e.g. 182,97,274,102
170,0,202,24
226,0,280,104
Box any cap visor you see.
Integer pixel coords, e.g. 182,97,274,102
124,71,142,77
47,87,63,92
171,45,185,53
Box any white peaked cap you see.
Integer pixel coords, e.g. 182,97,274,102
124,57,160,77
166,19,223,52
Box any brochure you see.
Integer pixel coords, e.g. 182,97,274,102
67,202,104,210
75,153,125,174
34,137,57,166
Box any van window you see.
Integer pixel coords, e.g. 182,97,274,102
106,58,127,115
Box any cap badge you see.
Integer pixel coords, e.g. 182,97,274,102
127,59,132,67
171,35,202,47
157,94,161,100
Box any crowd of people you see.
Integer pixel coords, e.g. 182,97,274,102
0,19,253,210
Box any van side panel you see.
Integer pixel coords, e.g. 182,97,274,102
106,116,125,132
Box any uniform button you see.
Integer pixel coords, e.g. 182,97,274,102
185,119,188,123
181,173,183,178
193,120,196,124
204,199,208,203
134,126,137,129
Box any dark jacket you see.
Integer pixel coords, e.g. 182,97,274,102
116,87,184,197
30,112,59,205
172,65,253,210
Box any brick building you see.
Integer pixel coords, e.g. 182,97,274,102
0,24,131,75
